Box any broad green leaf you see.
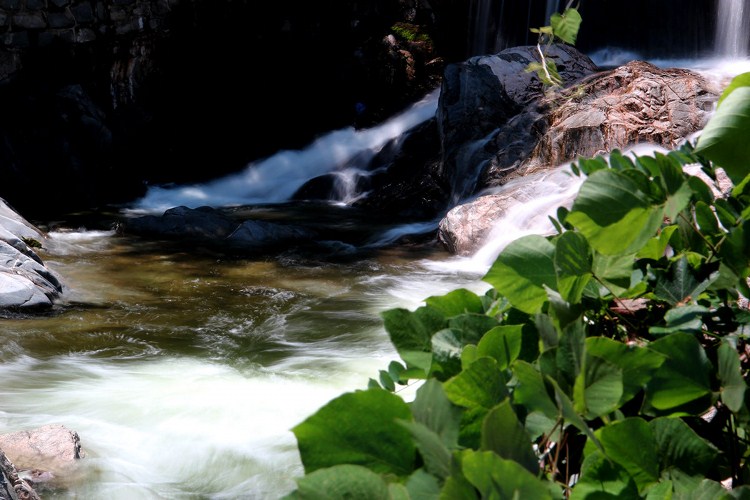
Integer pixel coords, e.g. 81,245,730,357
443,357,508,410
476,325,523,370
512,360,558,419
717,340,747,413
650,417,718,477
653,256,706,305
597,418,659,493
461,450,553,499
431,329,463,379
643,333,713,416
717,71,750,107
410,379,462,449
643,480,673,499
382,307,445,374
556,319,586,393
694,201,721,236
292,389,416,475
425,288,484,317
483,235,557,314
592,251,637,295
448,313,501,345
568,169,664,255
289,464,391,500
718,220,750,279
637,226,678,261
550,8,582,45
388,483,410,500
571,450,640,499
406,469,442,500
547,286,583,331
399,420,452,479
656,153,693,220
555,231,593,303
439,471,478,500
694,86,750,185
649,305,709,336
586,337,666,405
573,354,624,419
481,401,538,474
569,169,652,222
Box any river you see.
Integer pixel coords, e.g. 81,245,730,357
1,49,749,499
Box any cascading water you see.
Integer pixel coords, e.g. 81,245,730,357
716,0,750,58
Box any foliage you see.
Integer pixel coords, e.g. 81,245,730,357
390,23,432,45
526,2,582,88
284,72,750,499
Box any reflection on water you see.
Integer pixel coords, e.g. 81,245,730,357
0,228,482,499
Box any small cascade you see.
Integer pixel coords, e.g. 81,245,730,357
716,0,750,58
130,89,440,214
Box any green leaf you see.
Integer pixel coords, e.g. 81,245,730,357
448,313,501,346
548,376,602,448
573,354,624,420
568,170,664,255
550,8,582,45
650,417,718,477
431,329,463,379
292,389,416,475
694,86,750,185
649,305,709,336
461,450,554,500
476,325,523,370
586,337,666,406
694,201,721,237
717,340,747,413
289,464,391,500
382,307,445,374
571,450,640,499
399,420,452,479
637,226,678,261
557,319,586,394
555,231,593,303
653,256,706,305
426,288,484,317
512,360,558,419
597,418,660,493
410,379,462,449
483,235,557,314
405,469,442,500
717,71,750,107
643,333,713,416
443,357,508,410
481,401,538,474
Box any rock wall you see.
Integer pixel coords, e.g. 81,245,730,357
0,0,451,219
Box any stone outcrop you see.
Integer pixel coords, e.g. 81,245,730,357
0,198,63,309
437,44,599,202
0,424,84,493
437,55,721,256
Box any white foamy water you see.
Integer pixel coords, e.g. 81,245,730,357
130,89,440,214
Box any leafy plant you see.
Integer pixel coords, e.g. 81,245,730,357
285,72,750,499
526,2,582,88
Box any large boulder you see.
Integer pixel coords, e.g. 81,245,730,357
438,59,721,256
480,60,720,188
437,44,599,201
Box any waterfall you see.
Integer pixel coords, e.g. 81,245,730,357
468,0,505,56
716,0,750,58
129,89,439,214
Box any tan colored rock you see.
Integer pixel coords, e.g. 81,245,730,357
0,424,84,482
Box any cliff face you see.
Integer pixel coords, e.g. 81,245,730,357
0,0,451,218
